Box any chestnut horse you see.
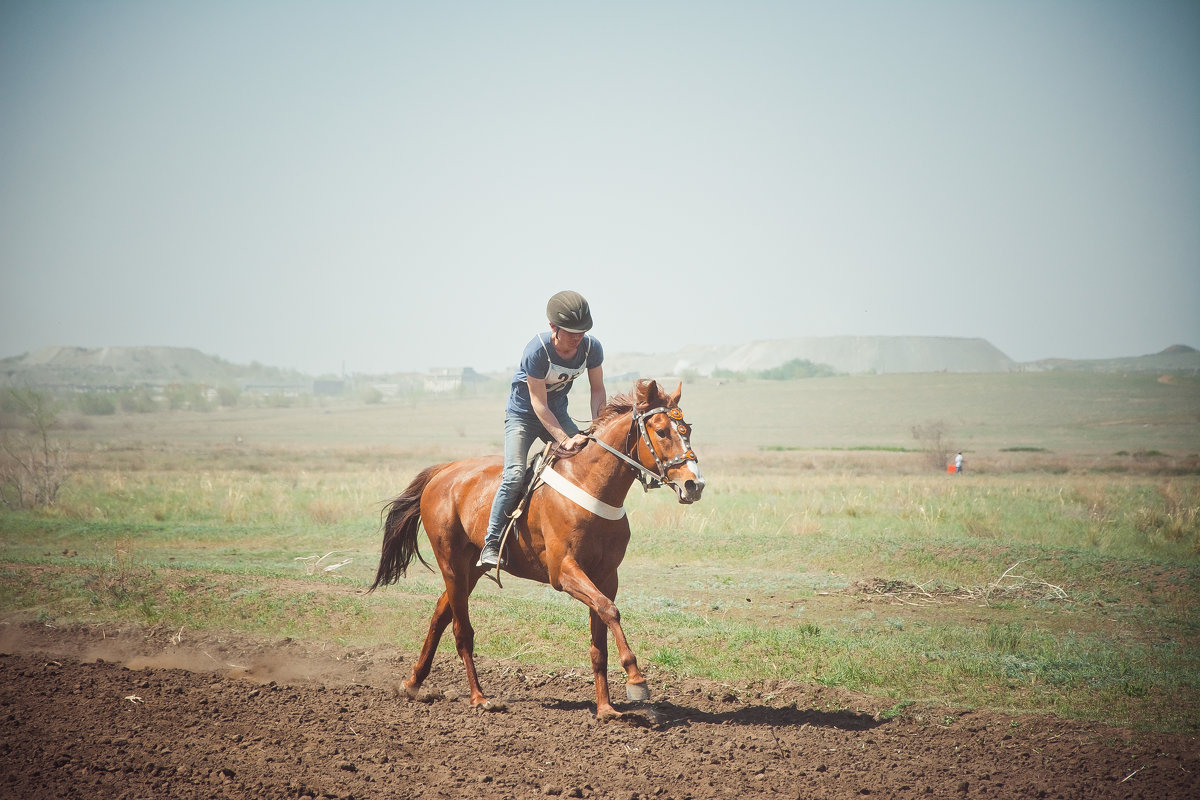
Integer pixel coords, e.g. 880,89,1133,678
369,379,704,719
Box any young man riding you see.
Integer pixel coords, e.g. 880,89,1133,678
478,290,607,568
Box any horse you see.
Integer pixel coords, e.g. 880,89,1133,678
369,378,705,720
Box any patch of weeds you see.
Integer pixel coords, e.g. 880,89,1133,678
817,654,872,689
984,622,1025,654
878,699,915,721
653,648,685,669
83,563,159,619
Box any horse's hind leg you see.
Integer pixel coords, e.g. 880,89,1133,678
402,591,453,697
409,562,492,706
446,573,496,708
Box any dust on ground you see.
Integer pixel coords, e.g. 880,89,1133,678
1,620,1195,800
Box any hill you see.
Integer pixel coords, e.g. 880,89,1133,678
1027,345,1200,375
607,338,1200,378
607,335,1016,376
2,340,1196,391
0,346,307,389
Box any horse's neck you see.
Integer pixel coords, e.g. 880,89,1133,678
562,413,638,503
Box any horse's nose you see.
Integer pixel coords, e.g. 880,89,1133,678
683,477,705,501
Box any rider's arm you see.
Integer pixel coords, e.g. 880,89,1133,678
526,376,576,447
588,365,606,419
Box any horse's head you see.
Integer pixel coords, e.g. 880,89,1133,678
632,379,705,504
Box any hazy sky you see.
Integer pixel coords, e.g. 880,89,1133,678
2,1,1197,375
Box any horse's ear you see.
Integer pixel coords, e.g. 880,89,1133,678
668,382,682,407
635,378,660,409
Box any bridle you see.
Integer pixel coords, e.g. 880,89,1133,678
588,405,699,493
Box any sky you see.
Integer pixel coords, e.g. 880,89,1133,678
1,1,1197,376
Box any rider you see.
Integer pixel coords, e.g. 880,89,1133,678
478,290,607,568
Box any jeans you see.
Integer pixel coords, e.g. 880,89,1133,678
485,411,580,545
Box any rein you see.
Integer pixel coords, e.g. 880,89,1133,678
588,405,698,493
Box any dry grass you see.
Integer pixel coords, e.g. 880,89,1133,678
851,560,1070,606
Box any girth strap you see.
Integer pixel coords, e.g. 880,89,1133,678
539,465,627,520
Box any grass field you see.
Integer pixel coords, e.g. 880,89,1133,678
2,371,1198,733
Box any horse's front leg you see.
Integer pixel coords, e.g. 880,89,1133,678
558,559,648,719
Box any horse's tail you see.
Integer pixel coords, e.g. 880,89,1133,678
369,463,447,591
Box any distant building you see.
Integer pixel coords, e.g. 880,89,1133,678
240,382,307,397
313,380,345,397
423,367,489,394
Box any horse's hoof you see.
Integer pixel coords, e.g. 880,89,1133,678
625,682,651,701
481,698,508,712
398,681,420,700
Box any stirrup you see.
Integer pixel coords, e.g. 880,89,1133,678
477,541,505,568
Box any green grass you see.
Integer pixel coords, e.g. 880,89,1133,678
2,372,1199,733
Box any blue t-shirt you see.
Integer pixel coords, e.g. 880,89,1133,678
506,332,604,420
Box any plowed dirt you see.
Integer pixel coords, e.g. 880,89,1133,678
1,621,1195,799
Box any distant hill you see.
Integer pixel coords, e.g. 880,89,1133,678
1,340,1195,391
1026,345,1200,375
606,336,1016,376
607,338,1200,377
0,346,308,389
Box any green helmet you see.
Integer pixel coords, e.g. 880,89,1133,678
546,290,593,332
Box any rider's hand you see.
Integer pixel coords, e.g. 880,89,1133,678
560,433,588,452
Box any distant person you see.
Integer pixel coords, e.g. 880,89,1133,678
955,452,963,474
478,291,607,568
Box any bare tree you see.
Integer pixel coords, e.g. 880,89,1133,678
910,419,955,472
0,388,71,509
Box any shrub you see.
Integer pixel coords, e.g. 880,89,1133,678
757,358,837,380
217,385,241,408
911,419,955,471
164,383,212,411
77,392,117,415
119,388,158,413
0,388,71,508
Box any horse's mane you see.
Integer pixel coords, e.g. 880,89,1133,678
587,378,657,434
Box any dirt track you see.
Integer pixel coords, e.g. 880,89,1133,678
1,621,1195,800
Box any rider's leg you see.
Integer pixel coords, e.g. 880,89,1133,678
479,415,540,566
